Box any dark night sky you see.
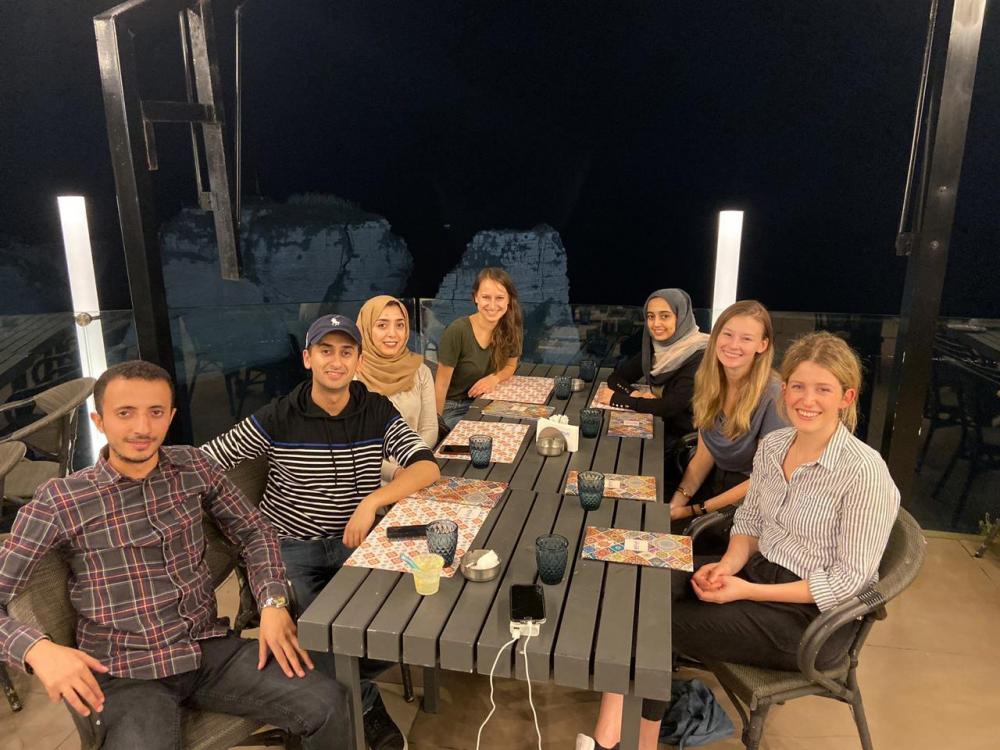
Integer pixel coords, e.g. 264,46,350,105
2,0,997,315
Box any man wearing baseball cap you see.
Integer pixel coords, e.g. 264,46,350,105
202,313,440,750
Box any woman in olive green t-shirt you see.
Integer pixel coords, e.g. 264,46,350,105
435,267,524,428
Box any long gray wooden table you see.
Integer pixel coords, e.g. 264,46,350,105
298,362,672,750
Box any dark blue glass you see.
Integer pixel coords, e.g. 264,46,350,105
425,520,459,566
577,471,605,511
579,359,597,383
580,408,603,438
469,434,492,468
554,376,572,400
535,534,569,585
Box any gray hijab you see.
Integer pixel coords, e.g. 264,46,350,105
641,288,709,386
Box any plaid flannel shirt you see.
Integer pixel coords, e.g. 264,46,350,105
0,445,288,679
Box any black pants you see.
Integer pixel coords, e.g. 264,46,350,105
640,554,859,722
96,635,350,750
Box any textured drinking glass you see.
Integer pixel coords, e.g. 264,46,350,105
577,471,605,511
579,359,597,383
580,407,603,438
535,534,569,585
425,519,459,566
554,376,572,400
469,434,493,468
411,553,444,595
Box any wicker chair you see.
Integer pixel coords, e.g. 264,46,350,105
0,377,96,505
689,508,926,750
2,492,295,749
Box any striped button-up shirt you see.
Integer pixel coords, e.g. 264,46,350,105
732,424,900,611
0,446,288,679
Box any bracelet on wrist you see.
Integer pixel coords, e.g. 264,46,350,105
676,485,692,499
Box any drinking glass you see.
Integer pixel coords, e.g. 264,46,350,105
535,534,569,585
469,434,493,468
411,553,444,595
579,359,597,383
554,376,572,400
580,407,603,438
425,519,459,566
577,471,605,511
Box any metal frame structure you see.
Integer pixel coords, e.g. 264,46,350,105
95,0,243,440
92,0,991,495
882,0,988,497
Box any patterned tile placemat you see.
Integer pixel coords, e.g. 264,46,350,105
433,420,530,464
344,497,491,576
481,401,555,420
563,470,657,501
481,375,554,405
408,477,508,508
581,526,693,572
589,382,653,410
607,411,654,439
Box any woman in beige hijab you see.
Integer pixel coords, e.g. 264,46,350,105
356,296,438,480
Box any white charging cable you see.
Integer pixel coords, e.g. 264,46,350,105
475,635,518,750
521,631,542,750
475,627,543,750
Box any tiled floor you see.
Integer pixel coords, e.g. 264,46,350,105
3,535,997,750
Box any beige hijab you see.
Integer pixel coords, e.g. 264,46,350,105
356,296,423,396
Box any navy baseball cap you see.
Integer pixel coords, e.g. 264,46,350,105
304,314,362,349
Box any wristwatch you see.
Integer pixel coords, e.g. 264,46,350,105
260,595,288,610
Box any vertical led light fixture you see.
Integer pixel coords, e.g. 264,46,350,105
58,196,107,462
712,210,744,326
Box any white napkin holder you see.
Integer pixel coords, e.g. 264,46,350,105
536,414,579,452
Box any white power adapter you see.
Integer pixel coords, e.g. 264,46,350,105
509,618,542,639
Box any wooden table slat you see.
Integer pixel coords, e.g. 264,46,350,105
551,497,615,690
474,490,563,678
298,566,371,652
402,489,529,668
436,489,537,673
633,502,673,700
592,499,644,693
516,493,587,679
366,487,513,662
331,569,405,657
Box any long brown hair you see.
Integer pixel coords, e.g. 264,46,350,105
473,267,524,372
692,300,775,438
779,331,863,432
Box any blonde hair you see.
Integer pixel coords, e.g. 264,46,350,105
692,300,775,439
473,267,524,372
779,331,863,432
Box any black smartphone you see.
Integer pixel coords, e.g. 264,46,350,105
439,443,471,455
509,584,546,623
385,524,428,540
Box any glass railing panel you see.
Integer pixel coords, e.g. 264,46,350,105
910,316,1000,536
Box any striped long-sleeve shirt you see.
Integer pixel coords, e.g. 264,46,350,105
202,380,436,539
732,423,900,611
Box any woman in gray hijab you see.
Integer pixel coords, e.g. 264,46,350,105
596,288,709,445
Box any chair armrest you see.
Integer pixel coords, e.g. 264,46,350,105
0,397,36,415
796,587,886,698
685,505,737,542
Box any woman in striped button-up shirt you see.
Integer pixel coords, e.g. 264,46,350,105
580,332,900,750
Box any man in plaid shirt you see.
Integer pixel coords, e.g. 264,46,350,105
0,361,350,749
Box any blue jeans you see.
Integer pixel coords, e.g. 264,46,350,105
442,398,474,429
97,634,350,750
281,536,391,713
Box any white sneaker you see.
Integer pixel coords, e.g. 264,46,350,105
575,734,596,750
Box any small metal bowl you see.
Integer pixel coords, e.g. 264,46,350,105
536,427,567,456
460,549,501,581
570,378,586,392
